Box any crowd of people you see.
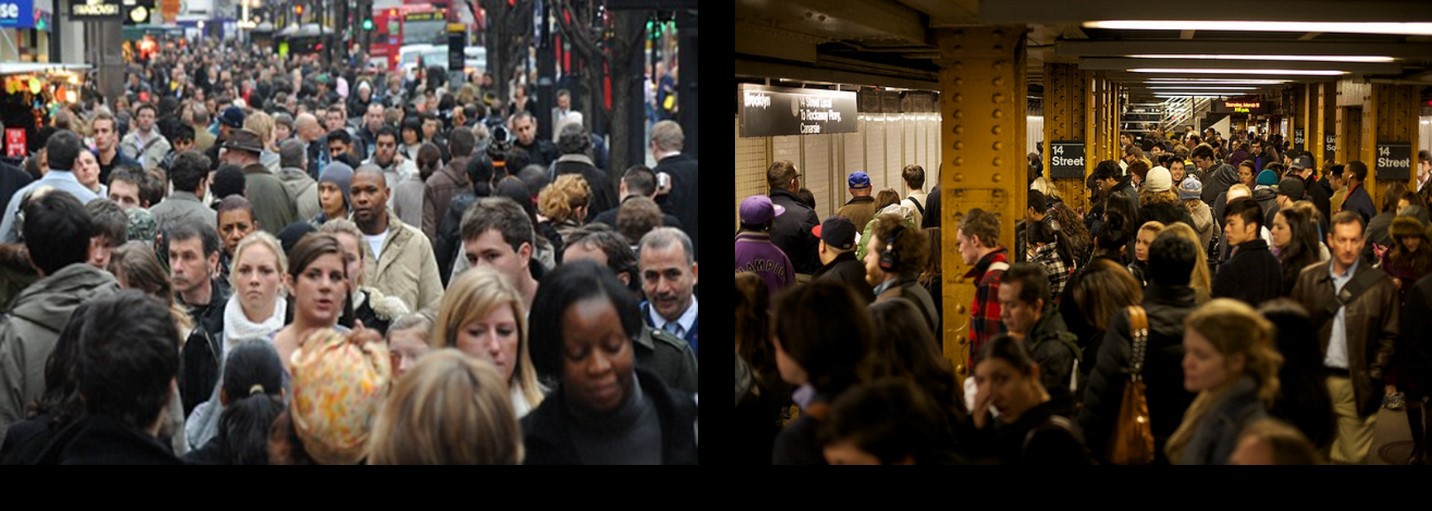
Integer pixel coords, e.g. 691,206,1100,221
0,38,700,464
737,125,1432,465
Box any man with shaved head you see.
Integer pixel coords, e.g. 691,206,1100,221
349,164,443,314
295,113,326,179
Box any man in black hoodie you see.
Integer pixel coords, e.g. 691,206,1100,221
1193,143,1239,206
1289,154,1332,225
1212,197,1283,305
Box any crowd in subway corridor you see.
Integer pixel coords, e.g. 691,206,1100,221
737,126,1432,465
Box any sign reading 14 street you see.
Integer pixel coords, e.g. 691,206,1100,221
1375,142,1412,181
739,83,857,138
1048,141,1086,179
1293,127,1305,152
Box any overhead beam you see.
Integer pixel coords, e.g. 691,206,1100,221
736,0,928,46
1055,40,1432,59
896,0,981,27
1078,57,1401,74
734,25,821,64
981,0,1432,23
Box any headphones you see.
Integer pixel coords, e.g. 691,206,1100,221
879,224,906,272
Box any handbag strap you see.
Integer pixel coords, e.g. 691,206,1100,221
1126,305,1149,382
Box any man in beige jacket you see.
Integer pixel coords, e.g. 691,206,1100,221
351,165,443,314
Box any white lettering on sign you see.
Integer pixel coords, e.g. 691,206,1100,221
1053,145,1064,155
743,92,770,109
0,3,19,19
74,4,121,16
1379,157,1411,168
1052,156,1085,167
801,124,821,134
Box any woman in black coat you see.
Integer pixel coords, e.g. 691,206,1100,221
964,335,1094,465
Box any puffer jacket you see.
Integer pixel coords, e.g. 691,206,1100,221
1289,260,1400,417
0,264,119,446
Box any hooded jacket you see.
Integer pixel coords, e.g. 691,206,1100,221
422,156,471,244
0,264,119,445
277,166,322,224
1200,162,1240,206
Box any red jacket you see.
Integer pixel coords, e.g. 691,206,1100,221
965,247,1010,367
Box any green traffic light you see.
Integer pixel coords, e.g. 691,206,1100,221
363,18,373,30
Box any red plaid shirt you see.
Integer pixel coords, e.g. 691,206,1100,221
965,247,1010,367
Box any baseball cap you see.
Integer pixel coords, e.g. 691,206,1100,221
812,216,857,251
1290,154,1314,170
740,195,785,225
219,106,246,129
1277,177,1306,201
848,171,871,189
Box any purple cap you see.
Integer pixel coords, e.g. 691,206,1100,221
740,195,786,225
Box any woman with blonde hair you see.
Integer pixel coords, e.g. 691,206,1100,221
432,266,545,417
1161,222,1213,304
1128,221,1166,288
538,173,592,246
244,110,276,151
368,350,523,464
1167,298,1284,464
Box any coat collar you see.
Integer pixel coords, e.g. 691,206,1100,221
963,247,1009,279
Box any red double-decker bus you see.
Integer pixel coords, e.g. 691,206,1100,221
369,3,450,71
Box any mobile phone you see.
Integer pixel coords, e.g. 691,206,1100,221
658,172,671,190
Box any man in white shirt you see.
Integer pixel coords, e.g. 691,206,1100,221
900,164,928,229
0,130,101,243
550,89,578,142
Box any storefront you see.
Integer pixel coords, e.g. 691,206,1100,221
0,0,54,64
0,62,90,159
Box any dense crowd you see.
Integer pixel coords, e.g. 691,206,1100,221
0,38,700,465
737,126,1432,465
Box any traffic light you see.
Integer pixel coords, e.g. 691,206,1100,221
294,5,303,16
363,18,373,30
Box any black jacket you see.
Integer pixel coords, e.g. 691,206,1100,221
813,252,874,305
1212,239,1283,307
654,153,699,256
1401,273,1432,393
0,161,34,217
178,279,232,416
772,391,835,465
552,158,619,215
967,400,1095,465
436,190,478,285
521,368,697,465
1078,283,1199,465
1026,305,1081,402
1303,174,1333,232
1138,202,1195,230
921,185,941,229
592,197,683,233
1201,162,1239,205
769,188,821,275
517,139,559,169
27,414,181,465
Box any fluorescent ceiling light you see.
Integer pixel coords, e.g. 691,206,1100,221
1130,68,1347,75
1143,78,1290,84
1145,86,1256,90
1127,54,1394,63
1152,94,1226,98
1084,20,1432,36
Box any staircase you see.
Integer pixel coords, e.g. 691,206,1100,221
1119,96,1216,138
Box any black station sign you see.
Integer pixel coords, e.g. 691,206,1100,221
739,84,858,137
1375,142,1412,181
1048,141,1087,179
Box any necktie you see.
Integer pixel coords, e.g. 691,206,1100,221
664,322,684,339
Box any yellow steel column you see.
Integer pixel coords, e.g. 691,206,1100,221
1045,62,1091,214
935,25,1028,376
1318,82,1336,171
1364,84,1421,202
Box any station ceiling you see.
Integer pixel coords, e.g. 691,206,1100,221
735,0,1432,101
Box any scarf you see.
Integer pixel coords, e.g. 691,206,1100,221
223,294,287,360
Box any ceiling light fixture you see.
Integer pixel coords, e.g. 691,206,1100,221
1145,86,1257,90
1143,78,1291,84
1126,54,1394,63
1130,68,1347,75
1084,20,1432,36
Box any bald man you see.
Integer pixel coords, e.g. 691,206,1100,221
350,165,443,314
295,113,327,179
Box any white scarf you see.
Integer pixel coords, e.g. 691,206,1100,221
222,294,287,361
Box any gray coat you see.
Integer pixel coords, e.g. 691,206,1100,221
1177,375,1268,465
149,191,217,231
0,264,120,446
634,325,699,398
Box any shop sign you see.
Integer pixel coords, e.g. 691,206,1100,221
70,0,123,20
0,0,33,28
739,83,857,137
5,128,26,158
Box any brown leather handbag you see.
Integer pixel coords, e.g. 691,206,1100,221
1108,305,1156,465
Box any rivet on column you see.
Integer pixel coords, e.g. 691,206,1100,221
991,125,1001,135
992,93,1004,103
992,157,1002,168
992,108,1003,119
953,110,963,120
992,172,1002,182
954,157,964,167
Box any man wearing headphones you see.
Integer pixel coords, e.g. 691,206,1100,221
862,212,939,337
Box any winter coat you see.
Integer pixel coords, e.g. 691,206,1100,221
0,265,119,446
363,213,444,314
1212,239,1283,307
1201,162,1239,206
633,325,699,398
243,163,298,235
812,252,875,305
149,191,217,232
277,167,321,224
1174,375,1269,465
552,155,619,215
422,156,471,243
522,368,697,465
654,153,699,256
769,188,821,275
1078,284,1199,464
